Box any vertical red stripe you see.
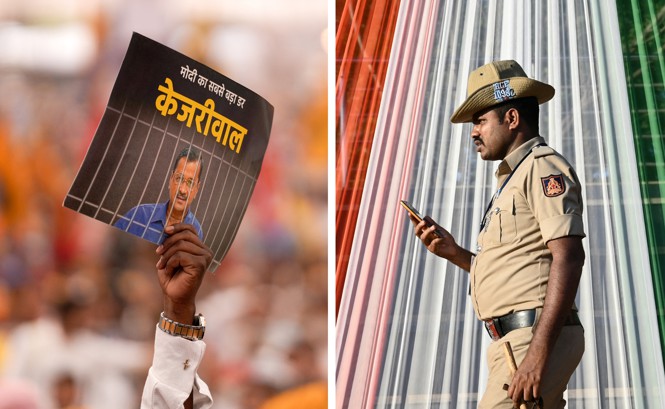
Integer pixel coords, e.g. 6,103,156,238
335,0,402,318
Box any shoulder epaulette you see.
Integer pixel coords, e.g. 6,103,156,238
532,145,556,159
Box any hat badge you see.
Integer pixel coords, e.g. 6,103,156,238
493,80,516,102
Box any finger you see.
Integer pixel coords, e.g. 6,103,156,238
414,218,428,233
509,392,520,408
156,264,176,288
156,230,212,259
157,240,212,270
423,217,445,237
522,386,533,403
155,246,212,270
423,216,442,231
169,222,199,234
166,222,199,237
159,248,208,279
507,382,531,408
508,379,531,408
162,250,201,273
507,382,519,407
159,224,203,248
156,227,211,268
159,254,188,285
423,225,440,241
157,235,203,260
413,223,429,240
160,237,209,259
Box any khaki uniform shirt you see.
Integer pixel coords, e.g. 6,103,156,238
470,136,585,320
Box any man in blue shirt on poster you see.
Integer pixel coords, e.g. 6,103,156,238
115,147,204,244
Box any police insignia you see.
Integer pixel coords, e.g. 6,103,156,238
541,174,565,197
492,79,516,102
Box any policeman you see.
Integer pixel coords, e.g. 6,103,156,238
410,60,585,408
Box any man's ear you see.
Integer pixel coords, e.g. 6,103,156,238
506,108,520,130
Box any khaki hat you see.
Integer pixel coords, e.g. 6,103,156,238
450,60,555,123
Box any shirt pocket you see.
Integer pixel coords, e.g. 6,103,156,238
480,196,517,246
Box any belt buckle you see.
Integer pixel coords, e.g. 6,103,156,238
484,319,501,341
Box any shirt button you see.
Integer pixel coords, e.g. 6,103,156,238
494,207,500,214
476,245,482,252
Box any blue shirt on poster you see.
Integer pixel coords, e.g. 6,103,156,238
114,202,204,244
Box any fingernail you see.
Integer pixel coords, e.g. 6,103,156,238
156,257,163,268
156,245,163,254
165,226,174,233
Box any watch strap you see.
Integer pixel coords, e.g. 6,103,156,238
158,312,206,341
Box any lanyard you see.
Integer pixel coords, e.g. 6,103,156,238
479,143,546,232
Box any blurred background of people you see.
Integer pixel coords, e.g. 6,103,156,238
0,1,328,408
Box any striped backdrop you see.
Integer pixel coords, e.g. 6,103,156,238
336,0,665,407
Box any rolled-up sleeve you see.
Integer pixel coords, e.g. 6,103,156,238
539,213,585,243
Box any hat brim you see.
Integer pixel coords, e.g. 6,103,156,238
450,77,555,123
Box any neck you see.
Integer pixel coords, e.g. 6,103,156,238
167,203,185,224
504,131,536,159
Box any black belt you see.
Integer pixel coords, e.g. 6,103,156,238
483,309,581,341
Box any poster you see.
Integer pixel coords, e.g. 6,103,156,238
64,32,274,272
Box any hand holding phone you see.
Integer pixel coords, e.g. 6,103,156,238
399,200,469,268
400,200,443,237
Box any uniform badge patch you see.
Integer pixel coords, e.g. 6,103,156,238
541,174,565,197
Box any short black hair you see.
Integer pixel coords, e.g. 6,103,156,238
493,96,540,134
173,146,204,181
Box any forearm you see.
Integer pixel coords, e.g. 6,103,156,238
150,223,213,409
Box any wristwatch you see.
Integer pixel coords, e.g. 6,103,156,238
158,312,206,341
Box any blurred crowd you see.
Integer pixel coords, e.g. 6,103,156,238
0,1,328,408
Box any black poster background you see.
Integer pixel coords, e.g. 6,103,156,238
64,32,274,272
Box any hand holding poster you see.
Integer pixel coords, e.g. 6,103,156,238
64,33,274,272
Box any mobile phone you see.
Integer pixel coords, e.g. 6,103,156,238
400,200,424,223
400,200,442,237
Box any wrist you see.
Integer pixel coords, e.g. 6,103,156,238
163,299,196,325
449,244,472,270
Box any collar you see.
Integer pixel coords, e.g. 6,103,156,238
496,136,547,178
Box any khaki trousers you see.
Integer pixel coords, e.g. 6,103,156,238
479,325,584,409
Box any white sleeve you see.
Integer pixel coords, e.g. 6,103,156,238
140,326,213,409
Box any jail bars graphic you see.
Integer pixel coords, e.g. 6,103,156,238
336,0,665,408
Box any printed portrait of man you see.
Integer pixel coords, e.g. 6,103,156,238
114,146,204,244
